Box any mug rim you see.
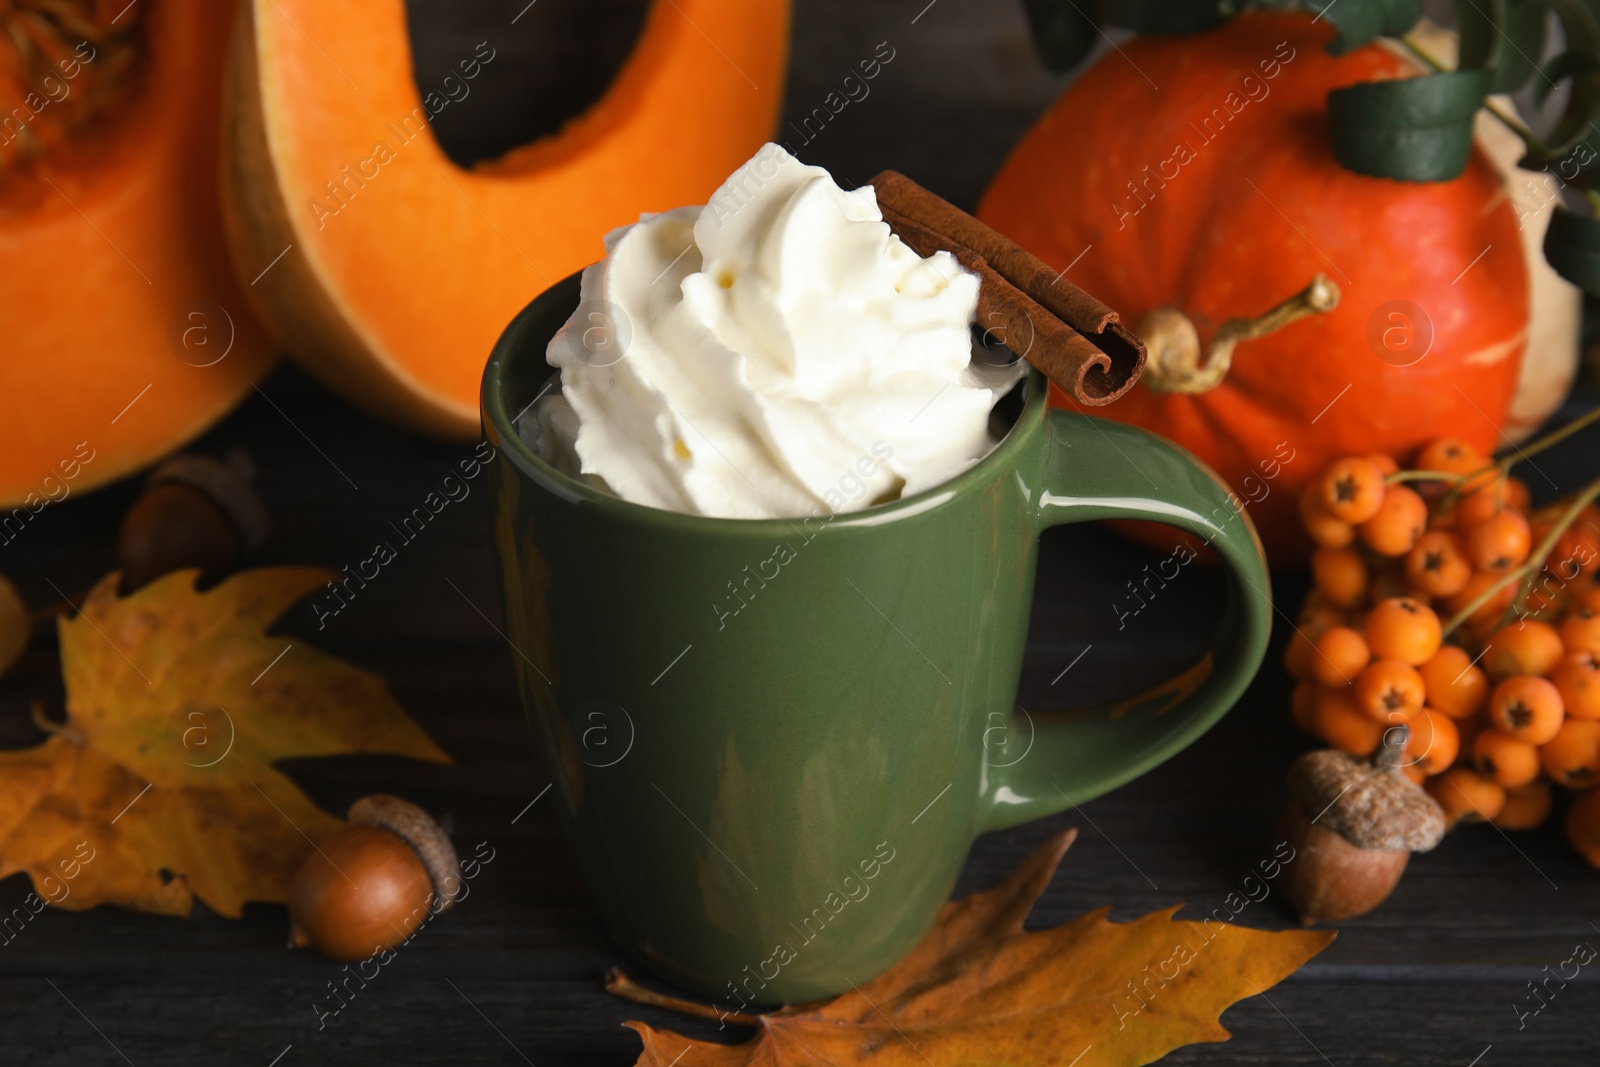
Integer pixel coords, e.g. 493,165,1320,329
481,274,1050,534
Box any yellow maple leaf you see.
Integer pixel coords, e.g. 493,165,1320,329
0,568,450,918
625,830,1334,1066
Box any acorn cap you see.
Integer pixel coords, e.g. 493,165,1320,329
348,795,462,911
1289,728,1446,853
147,451,270,551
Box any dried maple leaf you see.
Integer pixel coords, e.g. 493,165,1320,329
624,830,1334,1067
0,568,449,917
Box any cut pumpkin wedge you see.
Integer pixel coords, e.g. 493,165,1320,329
222,0,791,440
0,0,275,512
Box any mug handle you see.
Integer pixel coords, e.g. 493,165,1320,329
977,409,1274,834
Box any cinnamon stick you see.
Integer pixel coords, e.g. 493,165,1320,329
871,171,1146,406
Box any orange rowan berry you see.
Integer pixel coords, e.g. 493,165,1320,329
1504,477,1531,513
1311,626,1370,687
1552,650,1600,720
1402,763,1428,785
1521,576,1569,617
1481,621,1565,680
1464,510,1531,571
1492,781,1553,831
1419,645,1489,719
1559,606,1600,655
1311,686,1384,756
1291,681,1318,734
1564,788,1600,867
1365,596,1442,665
1529,516,1554,554
1454,476,1508,528
1455,713,1485,758
1576,584,1600,612
1540,719,1600,789
1354,659,1425,724
1360,485,1427,556
1473,729,1541,788
1311,546,1369,609
1405,531,1472,598
1283,627,1318,683
1405,708,1459,776
1299,489,1355,549
1488,675,1565,745
1446,570,1518,628
1427,767,1506,826
1369,567,1416,604
1551,521,1600,580
1316,458,1387,524
1299,591,1351,630
1365,453,1401,475
1415,438,1487,476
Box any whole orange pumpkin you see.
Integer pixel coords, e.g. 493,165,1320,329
978,11,1527,562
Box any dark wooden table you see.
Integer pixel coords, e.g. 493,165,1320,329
5,2,1600,1063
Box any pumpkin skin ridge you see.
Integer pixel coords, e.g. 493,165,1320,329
222,0,790,440
0,0,276,510
978,11,1527,561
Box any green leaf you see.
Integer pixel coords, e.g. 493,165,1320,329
1543,207,1600,293
1458,0,1550,93
1532,49,1600,158
1536,47,1600,107
1456,0,1506,72
1543,0,1600,53
1309,0,1422,55
1020,0,1241,71
1326,69,1492,180
1022,0,1100,72
1490,1,1549,92
1113,0,1236,33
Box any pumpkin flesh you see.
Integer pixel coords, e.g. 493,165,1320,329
0,0,275,511
223,0,791,439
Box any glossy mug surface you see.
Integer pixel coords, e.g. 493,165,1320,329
481,274,1272,1005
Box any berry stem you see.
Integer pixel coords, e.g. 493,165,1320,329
1492,404,1600,470
1432,406,1600,516
1385,469,1467,484
1441,474,1600,637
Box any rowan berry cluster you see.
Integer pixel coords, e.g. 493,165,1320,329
1285,437,1600,864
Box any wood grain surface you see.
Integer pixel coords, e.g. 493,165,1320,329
2,1,1597,1064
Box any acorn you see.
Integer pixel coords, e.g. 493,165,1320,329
1277,725,1445,925
116,450,269,592
287,795,460,961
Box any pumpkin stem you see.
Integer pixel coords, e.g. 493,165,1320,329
1136,274,1341,394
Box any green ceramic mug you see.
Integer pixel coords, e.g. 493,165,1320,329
481,274,1271,1007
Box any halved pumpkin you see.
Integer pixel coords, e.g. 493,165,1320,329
0,0,274,512
222,0,791,440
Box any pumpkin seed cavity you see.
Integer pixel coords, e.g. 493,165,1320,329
0,0,144,174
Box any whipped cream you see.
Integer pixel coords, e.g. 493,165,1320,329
526,143,1019,519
